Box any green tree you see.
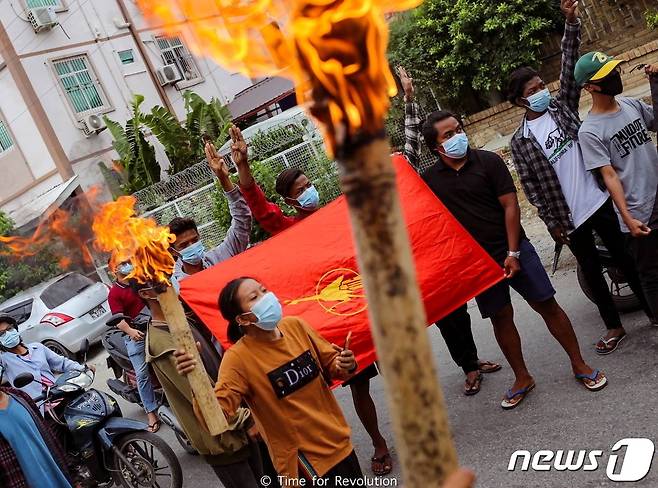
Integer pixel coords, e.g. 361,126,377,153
647,9,658,29
104,94,160,194
388,0,560,112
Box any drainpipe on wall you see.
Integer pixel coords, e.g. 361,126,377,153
0,20,74,181
115,0,176,115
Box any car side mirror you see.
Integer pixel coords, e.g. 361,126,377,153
13,372,35,389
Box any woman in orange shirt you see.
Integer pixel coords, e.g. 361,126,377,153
175,277,363,486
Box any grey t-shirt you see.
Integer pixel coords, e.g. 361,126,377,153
579,97,658,232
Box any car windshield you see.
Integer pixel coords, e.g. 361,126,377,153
41,274,95,309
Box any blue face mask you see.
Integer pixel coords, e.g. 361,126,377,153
297,185,320,210
117,262,134,276
441,133,469,159
249,292,283,331
180,241,206,265
526,88,551,113
0,329,21,349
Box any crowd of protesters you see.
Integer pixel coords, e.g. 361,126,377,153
1,0,657,486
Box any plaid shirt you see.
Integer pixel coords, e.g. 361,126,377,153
510,20,583,233
403,97,426,170
0,387,71,488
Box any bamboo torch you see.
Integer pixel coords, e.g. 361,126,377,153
135,0,459,483
92,196,228,436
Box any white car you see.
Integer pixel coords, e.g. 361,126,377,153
0,272,111,359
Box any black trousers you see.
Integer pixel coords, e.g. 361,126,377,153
568,199,653,329
627,231,658,321
210,440,265,488
320,451,363,487
436,304,479,374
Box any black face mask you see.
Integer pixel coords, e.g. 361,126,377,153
592,70,623,97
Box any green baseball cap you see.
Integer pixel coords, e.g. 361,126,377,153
574,51,623,86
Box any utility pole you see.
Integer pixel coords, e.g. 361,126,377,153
0,19,74,180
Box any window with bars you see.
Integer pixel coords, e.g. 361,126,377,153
53,55,108,116
155,36,202,83
0,120,13,154
26,0,63,8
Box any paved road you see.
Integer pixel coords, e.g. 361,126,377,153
88,256,658,488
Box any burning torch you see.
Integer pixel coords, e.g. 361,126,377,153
93,196,228,436
136,0,459,483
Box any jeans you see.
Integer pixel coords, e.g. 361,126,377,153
125,338,159,414
210,440,264,488
627,231,658,321
569,199,653,329
436,304,479,374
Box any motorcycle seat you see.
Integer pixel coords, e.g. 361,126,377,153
101,329,130,360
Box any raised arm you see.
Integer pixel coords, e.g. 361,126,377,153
205,138,252,260
227,125,297,235
398,66,424,168
556,0,582,113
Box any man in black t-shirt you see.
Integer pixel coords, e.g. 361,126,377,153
405,108,607,409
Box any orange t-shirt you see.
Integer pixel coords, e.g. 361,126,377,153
214,316,354,478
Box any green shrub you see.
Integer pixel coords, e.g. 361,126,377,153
647,10,658,29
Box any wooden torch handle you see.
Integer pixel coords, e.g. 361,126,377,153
338,137,459,485
157,286,228,436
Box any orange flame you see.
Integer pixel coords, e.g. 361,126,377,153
135,0,421,153
92,196,175,285
0,189,101,268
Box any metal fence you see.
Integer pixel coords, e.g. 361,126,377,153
129,112,438,248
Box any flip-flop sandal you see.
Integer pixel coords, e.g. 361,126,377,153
501,383,535,410
595,333,626,355
575,369,608,392
148,420,161,433
464,372,483,396
478,361,502,374
371,453,393,476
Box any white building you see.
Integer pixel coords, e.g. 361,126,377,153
0,0,256,230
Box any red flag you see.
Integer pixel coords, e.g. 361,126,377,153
181,155,503,371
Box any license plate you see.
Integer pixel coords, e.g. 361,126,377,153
89,304,106,319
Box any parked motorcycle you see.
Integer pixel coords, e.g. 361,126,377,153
102,314,196,454
12,340,183,488
553,239,641,313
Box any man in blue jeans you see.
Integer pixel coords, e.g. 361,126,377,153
108,261,159,432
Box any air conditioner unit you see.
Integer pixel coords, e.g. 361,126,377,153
28,7,58,33
80,114,106,137
156,64,183,85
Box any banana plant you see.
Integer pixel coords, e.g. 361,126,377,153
104,94,160,193
183,91,232,154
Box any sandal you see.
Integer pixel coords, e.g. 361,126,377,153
478,360,502,374
501,383,535,410
595,333,626,355
464,372,483,396
371,453,393,476
575,369,607,392
147,420,161,433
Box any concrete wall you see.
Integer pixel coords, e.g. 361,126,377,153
465,39,658,148
0,0,253,218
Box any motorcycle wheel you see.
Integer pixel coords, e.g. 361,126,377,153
577,265,641,313
112,431,183,488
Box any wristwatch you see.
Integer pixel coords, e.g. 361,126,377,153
507,250,521,259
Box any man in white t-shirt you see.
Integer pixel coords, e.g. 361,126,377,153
508,0,654,355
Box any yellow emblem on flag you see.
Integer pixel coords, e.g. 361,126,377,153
287,268,367,316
